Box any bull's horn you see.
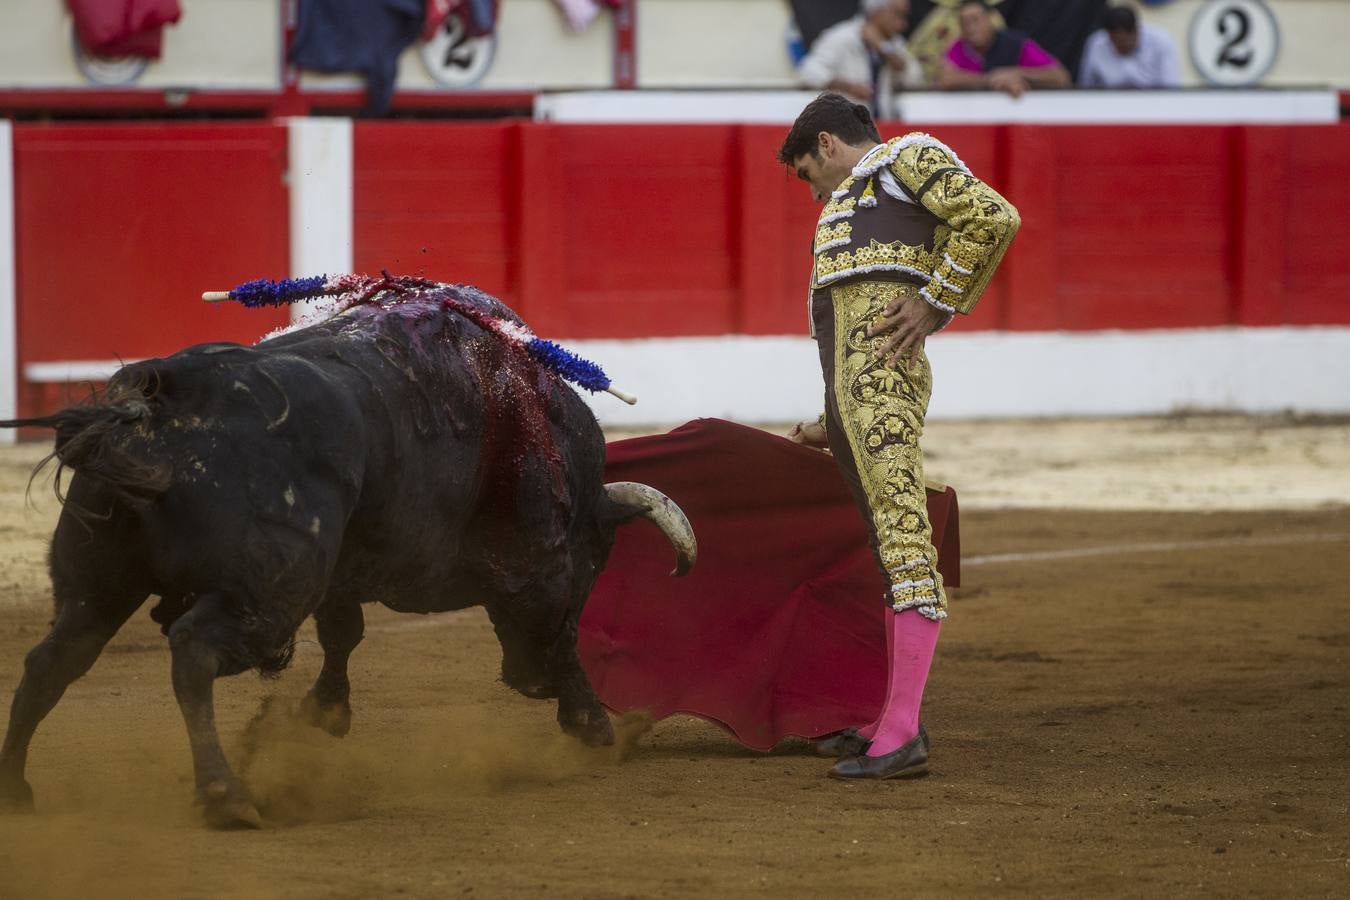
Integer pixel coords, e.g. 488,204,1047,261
604,482,697,577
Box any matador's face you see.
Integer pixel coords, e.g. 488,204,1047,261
792,133,859,205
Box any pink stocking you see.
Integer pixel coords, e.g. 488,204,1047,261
855,607,896,741
864,609,940,757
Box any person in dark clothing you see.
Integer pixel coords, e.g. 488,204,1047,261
936,0,1070,97
289,0,424,117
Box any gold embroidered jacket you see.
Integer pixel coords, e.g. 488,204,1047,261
810,133,1020,317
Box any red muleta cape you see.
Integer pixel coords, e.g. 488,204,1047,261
578,418,959,751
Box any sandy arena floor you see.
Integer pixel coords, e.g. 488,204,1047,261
0,415,1347,898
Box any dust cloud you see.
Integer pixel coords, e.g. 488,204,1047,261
235,694,652,825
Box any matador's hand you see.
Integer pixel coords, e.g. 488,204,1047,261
867,295,948,371
788,420,829,449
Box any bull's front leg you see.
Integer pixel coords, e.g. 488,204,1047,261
300,600,364,737
550,614,614,747
486,604,558,700
167,597,262,829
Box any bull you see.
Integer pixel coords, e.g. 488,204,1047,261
0,279,695,828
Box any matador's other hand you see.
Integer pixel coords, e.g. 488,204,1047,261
788,420,829,449
867,295,947,371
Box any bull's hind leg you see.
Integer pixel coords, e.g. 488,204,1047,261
300,600,364,737
0,594,148,812
0,537,148,813
166,593,268,829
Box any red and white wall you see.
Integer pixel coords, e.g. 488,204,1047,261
3,112,1350,438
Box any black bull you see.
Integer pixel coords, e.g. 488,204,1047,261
0,287,695,828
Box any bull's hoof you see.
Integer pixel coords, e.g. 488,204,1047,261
0,777,35,814
513,681,558,700
560,708,615,747
200,780,263,830
502,665,558,700
300,691,352,738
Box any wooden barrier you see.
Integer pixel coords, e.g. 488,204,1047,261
10,119,1350,416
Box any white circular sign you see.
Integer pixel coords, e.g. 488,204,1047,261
419,15,496,88
71,26,148,86
1189,0,1280,87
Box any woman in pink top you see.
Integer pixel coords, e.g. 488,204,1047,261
937,0,1070,97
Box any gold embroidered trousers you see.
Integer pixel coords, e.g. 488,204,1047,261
811,280,947,620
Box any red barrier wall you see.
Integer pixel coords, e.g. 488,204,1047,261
353,120,1350,338
13,123,290,415
13,120,1350,415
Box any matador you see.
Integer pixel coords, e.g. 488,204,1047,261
780,93,1019,779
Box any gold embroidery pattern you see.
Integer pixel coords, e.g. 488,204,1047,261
890,144,1019,315
812,135,1017,315
813,238,941,288
830,280,946,620
819,194,857,224
814,220,852,253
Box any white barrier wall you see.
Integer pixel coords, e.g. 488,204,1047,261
536,88,1339,124
570,329,1350,427
287,118,353,322
16,328,1350,428
925,327,1350,420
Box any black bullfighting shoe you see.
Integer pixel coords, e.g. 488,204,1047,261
813,727,871,758
827,726,929,780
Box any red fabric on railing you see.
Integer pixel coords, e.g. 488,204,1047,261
579,418,959,751
67,0,182,58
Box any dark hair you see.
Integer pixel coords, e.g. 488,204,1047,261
777,93,881,164
1103,6,1137,33
959,0,992,11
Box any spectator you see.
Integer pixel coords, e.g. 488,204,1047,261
937,0,1070,98
797,0,924,119
1078,5,1182,88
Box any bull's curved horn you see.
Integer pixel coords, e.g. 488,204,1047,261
604,482,697,577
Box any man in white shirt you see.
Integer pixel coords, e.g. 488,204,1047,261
797,0,924,119
1078,4,1182,89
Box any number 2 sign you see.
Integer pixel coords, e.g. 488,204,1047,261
1189,0,1280,86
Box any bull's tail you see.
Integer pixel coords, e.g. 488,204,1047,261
0,387,170,508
